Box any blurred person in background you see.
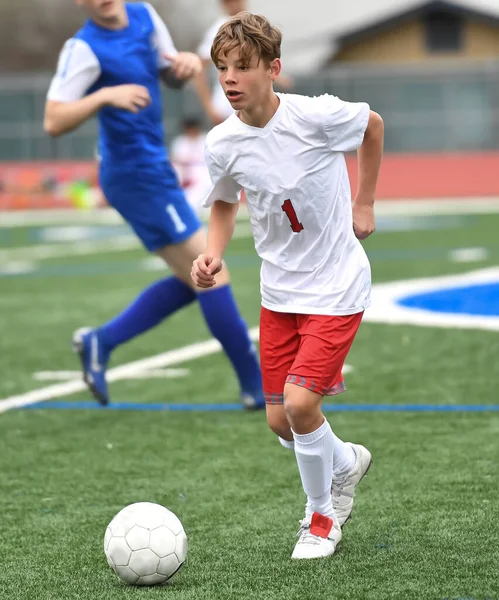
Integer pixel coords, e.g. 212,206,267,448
194,0,292,126
43,0,264,410
170,117,211,216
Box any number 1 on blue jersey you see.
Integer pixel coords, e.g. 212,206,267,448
166,204,187,234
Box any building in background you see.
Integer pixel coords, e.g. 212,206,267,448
1,0,498,72
250,0,499,72
0,0,498,205
329,0,499,65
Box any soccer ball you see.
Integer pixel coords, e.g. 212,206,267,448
104,502,187,586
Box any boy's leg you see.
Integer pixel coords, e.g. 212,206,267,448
271,314,359,471
77,170,261,406
73,174,202,405
289,313,371,530
259,307,340,559
72,276,196,405
284,383,342,560
95,202,209,355
158,229,264,408
97,277,196,351
285,385,334,517
258,306,298,440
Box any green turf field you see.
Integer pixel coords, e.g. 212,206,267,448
1,210,498,599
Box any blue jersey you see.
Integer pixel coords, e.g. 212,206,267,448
49,2,177,171
80,7,165,167
47,3,201,250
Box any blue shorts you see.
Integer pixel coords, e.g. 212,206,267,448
100,161,202,252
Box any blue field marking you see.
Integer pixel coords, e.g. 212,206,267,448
22,401,499,412
398,282,499,316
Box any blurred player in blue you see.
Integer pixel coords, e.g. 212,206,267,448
44,0,264,409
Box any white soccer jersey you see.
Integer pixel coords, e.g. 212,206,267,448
197,17,234,120
204,93,372,316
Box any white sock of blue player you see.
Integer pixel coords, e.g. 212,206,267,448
292,419,335,519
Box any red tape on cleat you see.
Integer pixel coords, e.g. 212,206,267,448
310,512,333,539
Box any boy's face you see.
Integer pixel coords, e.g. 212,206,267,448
75,0,126,26
221,0,247,17
217,48,281,112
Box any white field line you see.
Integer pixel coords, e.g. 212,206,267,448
0,236,139,263
0,260,36,275
0,328,257,414
0,222,254,264
0,206,251,228
373,198,499,216
1,325,353,414
448,247,489,263
0,208,123,227
32,368,190,381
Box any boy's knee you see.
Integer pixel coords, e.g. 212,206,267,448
283,384,322,432
266,404,291,439
283,395,308,424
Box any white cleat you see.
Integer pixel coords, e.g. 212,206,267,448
331,443,372,528
291,512,342,560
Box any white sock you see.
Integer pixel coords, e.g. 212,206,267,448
293,419,335,519
332,433,356,478
284,430,355,478
278,437,294,450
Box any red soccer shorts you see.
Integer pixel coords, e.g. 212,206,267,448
259,307,363,405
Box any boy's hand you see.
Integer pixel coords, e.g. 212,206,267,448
191,254,223,288
352,199,376,240
164,52,203,80
101,85,151,112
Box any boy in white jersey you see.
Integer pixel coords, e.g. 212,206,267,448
191,13,384,560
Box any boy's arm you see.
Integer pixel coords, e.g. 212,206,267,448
44,38,152,136
192,145,241,288
144,3,201,88
160,53,202,88
44,39,101,136
206,200,239,257
44,86,151,137
352,110,384,240
192,200,239,289
44,93,106,137
321,95,384,240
